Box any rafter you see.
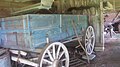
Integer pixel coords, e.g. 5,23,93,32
0,1,38,8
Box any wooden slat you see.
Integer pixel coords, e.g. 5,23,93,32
0,1,37,8
109,0,120,10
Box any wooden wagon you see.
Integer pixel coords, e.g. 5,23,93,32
0,0,99,67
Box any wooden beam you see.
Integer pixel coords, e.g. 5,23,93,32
0,1,38,8
109,0,120,9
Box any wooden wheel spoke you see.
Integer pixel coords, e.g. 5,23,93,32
88,29,92,38
57,45,61,58
86,45,92,53
86,31,89,38
47,50,54,61
89,28,93,35
52,45,56,59
59,51,65,59
87,44,91,49
89,43,94,51
85,38,89,42
43,59,52,64
61,58,66,62
91,34,94,38
85,42,89,47
89,46,92,52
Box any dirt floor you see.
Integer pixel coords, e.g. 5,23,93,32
81,34,120,67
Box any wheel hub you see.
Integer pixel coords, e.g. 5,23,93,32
88,38,91,43
52,59,62,67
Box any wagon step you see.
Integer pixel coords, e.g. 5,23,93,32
69,57,86,67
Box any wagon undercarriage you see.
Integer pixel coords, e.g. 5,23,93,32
9,26,95,67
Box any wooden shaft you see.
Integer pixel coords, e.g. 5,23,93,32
12,56,38,67
71,20,90,63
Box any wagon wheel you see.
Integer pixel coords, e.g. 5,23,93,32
85,26,95,55
39,42,69,67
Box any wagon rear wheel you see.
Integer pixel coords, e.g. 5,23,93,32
39,42,69,67
85,26,95,55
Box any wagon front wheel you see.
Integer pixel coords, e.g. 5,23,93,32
39,42,69,67
85,26,95,55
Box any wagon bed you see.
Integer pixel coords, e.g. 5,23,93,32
0,14,88,52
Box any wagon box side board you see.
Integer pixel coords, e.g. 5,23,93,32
0,14,89,52
0,15,31,51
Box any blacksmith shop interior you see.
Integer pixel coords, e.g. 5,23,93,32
0,0,120,67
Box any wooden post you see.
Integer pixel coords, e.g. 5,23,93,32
95,0,105,51
100,0,104,51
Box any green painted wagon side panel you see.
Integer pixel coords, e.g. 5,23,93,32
62,15,88,36
0,14,88,51
29,14,61,48
0,15,31,50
